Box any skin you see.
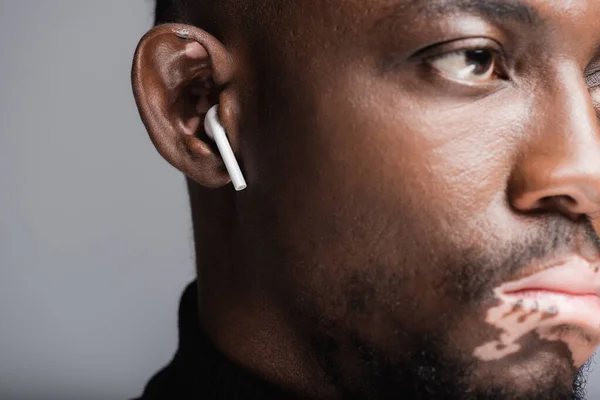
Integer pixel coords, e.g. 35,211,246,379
132,0,600,398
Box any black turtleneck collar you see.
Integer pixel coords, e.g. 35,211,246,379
134,282,295,400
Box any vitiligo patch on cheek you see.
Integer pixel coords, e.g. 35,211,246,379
473,286,600,368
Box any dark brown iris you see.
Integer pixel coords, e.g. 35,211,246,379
465,49,494,75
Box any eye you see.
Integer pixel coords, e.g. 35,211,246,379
586,70,600,89
585,71,600,106
427,48,502,83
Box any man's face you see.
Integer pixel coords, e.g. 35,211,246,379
234,0,600,398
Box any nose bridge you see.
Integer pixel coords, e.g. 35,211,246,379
553,67,600,147
547,70,600,163
510,64,600,217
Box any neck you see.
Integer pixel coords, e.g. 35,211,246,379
200,285,337,399
187,181,338,399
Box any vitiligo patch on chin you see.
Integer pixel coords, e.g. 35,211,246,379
474,285,600,368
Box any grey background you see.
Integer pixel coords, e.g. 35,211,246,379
0,1,195,399
0,1,599,399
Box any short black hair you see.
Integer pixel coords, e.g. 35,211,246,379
153,0,252,40
154,0,197,25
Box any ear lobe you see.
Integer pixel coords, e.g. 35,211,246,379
131,23,238,188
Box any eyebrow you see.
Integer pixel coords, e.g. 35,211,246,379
378,0,542,27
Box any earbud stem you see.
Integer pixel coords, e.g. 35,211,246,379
205,106,247,191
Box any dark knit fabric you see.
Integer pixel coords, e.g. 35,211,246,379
134,282,296,399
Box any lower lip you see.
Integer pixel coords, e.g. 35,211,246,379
503,289,600,329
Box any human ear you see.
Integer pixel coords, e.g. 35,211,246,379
131,23,240,188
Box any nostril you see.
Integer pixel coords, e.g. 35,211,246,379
551,195,577,207
537,195,572,207
538,195,580,220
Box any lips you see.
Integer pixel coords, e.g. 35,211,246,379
473,255,600,367
497,256,600,330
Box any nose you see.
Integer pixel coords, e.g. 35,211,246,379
509,66,600,220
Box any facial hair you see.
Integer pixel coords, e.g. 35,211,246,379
296,216,598,399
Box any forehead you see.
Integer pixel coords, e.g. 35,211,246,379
277,0,600,43
328,0,600,21
252,0,600,78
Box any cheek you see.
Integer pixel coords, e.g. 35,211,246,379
285,70,523,253
243,63,527,331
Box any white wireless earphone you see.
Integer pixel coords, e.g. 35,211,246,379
204,105,247,191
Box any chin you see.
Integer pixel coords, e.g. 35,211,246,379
465,341,589,400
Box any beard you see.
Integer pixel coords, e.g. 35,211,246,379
287,216,599,400
306,324,591,399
